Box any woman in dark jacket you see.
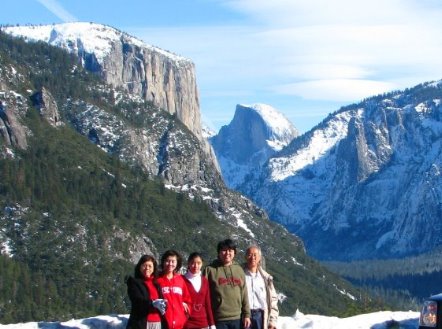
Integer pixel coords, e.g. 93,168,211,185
126,255,167,329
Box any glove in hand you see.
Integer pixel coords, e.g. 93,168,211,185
152,299,167,315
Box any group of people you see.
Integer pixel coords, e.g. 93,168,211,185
125,239,279,329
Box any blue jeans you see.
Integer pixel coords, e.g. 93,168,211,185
250,310,263,329
216,319,241,329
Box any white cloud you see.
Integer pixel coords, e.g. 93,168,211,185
214,0,442,92
274,79,397,102
221,0,442,27
133,0,442,103
37,0,77,22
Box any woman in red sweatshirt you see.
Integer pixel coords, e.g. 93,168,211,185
157,250,192,329
183,252,215,329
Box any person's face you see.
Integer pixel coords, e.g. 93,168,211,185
218,247,235,266
188,256,203,274
140,260,155,278
164,256,178,274
246,247,261,268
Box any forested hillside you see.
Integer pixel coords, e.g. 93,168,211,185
324,248,442,310
0,110,223,321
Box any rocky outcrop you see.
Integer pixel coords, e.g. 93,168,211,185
0,99,28,152
0,73,29,154
3,23,202,140
102,36,202,139
30,87,63,127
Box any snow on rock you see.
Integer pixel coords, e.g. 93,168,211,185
3,22,189,64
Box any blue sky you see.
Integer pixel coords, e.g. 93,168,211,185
2,0,442,133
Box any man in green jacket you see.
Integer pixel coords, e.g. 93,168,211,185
204,239,251,329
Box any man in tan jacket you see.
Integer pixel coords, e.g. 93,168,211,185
244,245,279,329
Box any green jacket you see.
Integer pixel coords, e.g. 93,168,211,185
203,259,251,322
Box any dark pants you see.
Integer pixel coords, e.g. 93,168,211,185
250,309,264,329
216,319,241,329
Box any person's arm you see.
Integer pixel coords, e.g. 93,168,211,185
182,276,192,316
203,277,216,326
127,277,152,308
266,275,279,329
240,270,251,328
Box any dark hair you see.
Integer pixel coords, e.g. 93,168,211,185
217,238,237,254
187,252,203,264
160,249,183,273
134,254,158,279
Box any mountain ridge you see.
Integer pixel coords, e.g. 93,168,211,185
236,81,442,261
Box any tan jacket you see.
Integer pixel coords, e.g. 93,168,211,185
245,266,279,328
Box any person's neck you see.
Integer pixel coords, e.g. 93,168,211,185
186,271,200,278
248,265,258,273
166,272,174,279
221,259,232,266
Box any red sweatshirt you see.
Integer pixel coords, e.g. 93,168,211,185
183,273,215,329
157,274,192,329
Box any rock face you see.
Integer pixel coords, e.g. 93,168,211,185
102,36,201,140
66,98,220,188
240,81,442,261
210,104,298,188
0,68,29,154
30,87,63,127
0,99,28,152
3,23,202,140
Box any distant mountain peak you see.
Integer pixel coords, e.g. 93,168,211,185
237,103,298,150
210,103,298,188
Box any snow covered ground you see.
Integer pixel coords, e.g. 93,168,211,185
0,310,420,329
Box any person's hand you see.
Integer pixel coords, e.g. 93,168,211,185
243,317,251,328
152,299,167,315
183,302,190,314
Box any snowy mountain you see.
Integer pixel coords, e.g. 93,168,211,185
210,103,298,188
3,22,202,140
239,81,442,261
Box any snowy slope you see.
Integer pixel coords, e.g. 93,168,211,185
246,103,298,151
0,311,419,329
3,22,189,64
240,81,442,260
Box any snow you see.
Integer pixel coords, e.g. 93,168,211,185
3,22,190,65
0,311,419,329
240,103,296,150
245,103,294,136
231,209,255,238
268,110,357,182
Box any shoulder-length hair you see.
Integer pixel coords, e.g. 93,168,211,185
134,254,158,279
